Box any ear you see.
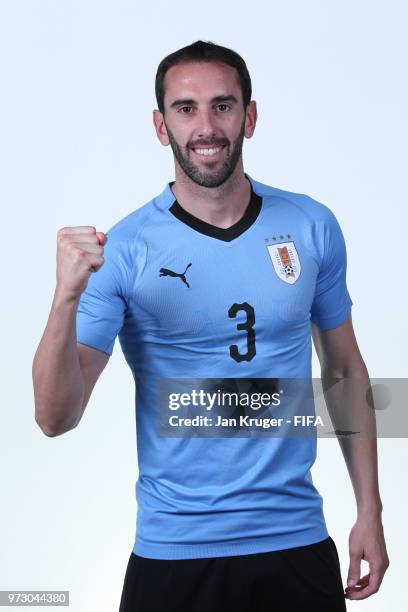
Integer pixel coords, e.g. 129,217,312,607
244,100,258,139
153,109,170,146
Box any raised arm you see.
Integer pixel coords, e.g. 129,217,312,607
32,227,109,437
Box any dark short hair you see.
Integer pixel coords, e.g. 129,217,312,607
155,40,252,115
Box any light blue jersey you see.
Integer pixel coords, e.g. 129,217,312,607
76,173,353,559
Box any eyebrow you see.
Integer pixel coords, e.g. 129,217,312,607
169,94,239,109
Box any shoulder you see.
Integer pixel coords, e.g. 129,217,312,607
105,197,158,243
249,175,339,225
101,192,164,257
94,195,162,282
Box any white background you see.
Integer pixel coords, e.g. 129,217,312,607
0,1,407,610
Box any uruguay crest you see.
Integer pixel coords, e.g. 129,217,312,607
267,241,301,284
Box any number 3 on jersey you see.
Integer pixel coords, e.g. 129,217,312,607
228,302,256,362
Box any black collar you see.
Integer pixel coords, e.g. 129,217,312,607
168,180,262,242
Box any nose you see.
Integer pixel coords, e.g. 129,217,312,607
195,107,218,141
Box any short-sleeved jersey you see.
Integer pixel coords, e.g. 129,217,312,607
76,173,353,560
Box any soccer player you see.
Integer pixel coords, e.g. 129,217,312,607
32,40,389,611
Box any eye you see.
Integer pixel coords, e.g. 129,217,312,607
179,106,193,113
217,104,231,112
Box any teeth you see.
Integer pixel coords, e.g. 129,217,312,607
194,146,223,156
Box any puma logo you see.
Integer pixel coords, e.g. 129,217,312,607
159,263,192,288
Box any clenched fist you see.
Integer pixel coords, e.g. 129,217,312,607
56,226,108,299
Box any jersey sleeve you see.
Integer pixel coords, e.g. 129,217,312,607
310,209,353,330
75,234,129,356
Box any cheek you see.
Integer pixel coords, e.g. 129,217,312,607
174,130,192,151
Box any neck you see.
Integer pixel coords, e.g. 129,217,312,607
170,164,251,229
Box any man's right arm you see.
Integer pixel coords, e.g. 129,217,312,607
32,226,109,437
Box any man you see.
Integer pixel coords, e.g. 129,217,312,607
32,40,389,611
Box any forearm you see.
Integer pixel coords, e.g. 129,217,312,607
320,366,383,517
336,435,382,516
32,288,85,436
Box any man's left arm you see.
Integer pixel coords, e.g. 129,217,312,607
312,314,390,600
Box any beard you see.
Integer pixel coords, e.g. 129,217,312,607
165,118,246,188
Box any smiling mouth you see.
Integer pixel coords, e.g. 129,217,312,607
191,144,226,157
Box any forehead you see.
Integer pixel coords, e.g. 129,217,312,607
163,62,241,105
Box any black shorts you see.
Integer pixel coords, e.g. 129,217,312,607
119,536,347,611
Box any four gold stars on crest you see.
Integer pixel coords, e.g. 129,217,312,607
264,233,292,242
